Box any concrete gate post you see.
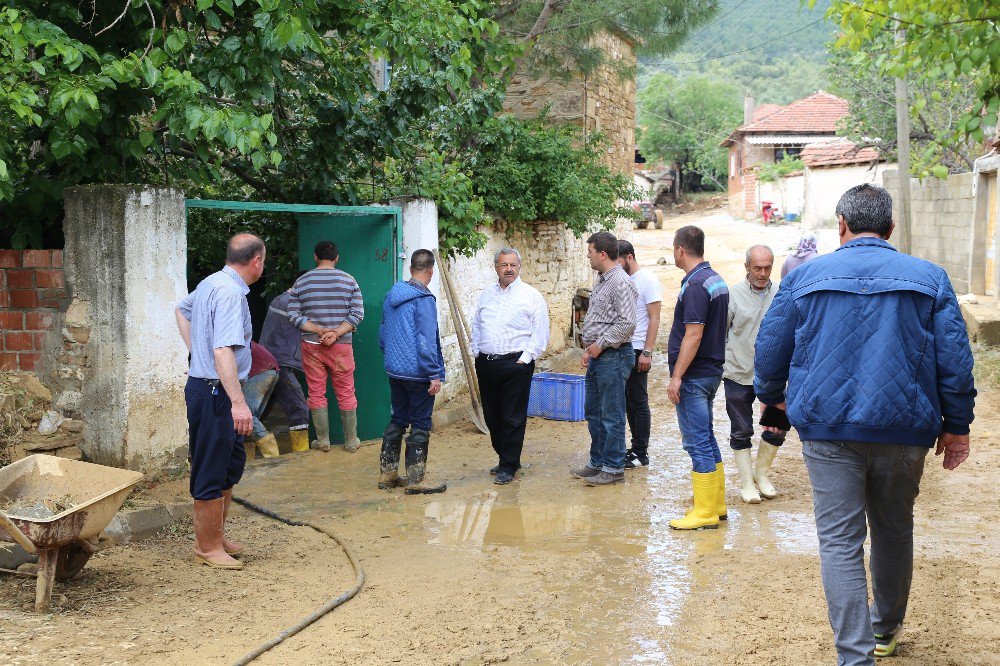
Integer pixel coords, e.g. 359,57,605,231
62,185,189,471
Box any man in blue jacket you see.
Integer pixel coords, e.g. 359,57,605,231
754,184,975,666
378,249,446,494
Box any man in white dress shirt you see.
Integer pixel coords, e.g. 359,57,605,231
471,248,550,485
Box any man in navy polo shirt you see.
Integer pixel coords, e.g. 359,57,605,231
667,225,729,531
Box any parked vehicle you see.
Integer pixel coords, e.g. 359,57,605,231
633,202,664,230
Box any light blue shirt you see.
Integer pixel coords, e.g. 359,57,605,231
177,266,252,380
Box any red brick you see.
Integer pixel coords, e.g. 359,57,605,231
0,311,23,330
0,269,5,289
35,269,63,289
6,269,34,288
0,352,17,370
0,290,9,308
17,353,40,372
22,250,50,268
24,312,54,330
0,250,21,268
51,250,63,268
5,331,35,351
9,289,38,309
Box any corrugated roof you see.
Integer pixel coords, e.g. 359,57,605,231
801,138,882,167
746,134,842,145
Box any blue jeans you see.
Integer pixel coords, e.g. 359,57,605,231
584,345,634,474
803,440,927,666
675,374,722,473
389,377,436,432
243,369,278,441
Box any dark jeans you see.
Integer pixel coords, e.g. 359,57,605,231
625,348,651,457
243,369,278,441
585,345,635,474
273,367,310,429
723,378,786,450
803,440,928,666
389,377,436,432
185,377,245,501
475,355,534,475
675,374,722,473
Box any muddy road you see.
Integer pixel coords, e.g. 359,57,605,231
2,212,998,665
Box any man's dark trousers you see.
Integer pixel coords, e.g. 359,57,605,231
723,379,785,449
625,348,651,458
475,353,534,475
185,377,246,500
389,377,435,431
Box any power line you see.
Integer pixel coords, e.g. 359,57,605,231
680,0,753,41
643,17,827,68
641,110,732,141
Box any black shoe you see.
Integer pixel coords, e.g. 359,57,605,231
494,471,515,485
623,450,649,469
489,465,500,476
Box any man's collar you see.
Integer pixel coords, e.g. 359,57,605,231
681,261,710,283
222,265,250,295
836,236,896,252
496,276,521,291
747,277,772,293
599,264,623,281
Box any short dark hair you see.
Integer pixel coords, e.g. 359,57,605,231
226,233,265,265
587,231,619,259
410,249,435,272
835,184,893,237
617,240,636,260
673,225,705,257
314,240,338,261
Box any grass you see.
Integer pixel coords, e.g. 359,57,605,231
973,344,1000,390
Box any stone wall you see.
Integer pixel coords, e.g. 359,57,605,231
883,170,975,294
502,30,637,176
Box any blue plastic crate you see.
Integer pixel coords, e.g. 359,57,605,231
527,372,586,421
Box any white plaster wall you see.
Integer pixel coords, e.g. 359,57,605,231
803,163,895,229
758,175,805,218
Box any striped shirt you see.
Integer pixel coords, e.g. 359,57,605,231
287,268,365,344
470,277,550,363
582,264,637,350
176,266,252,380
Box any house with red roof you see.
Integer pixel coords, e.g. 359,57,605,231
721,90,891,224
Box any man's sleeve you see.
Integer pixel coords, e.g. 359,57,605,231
345,279,364,327
211,293,248,350
753,284,796,404
287,280,307,329
597,279,636,349
470,290,486,358
682,284,710,325
642,273,662,305
521,290,550,363
933,272,976,434
177,292,194,321
414,297,444,380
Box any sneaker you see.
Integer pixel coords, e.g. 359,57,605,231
571,465,601,479
494,471,515,485
583,471,625,486
874,625,902,657
623,450,649,469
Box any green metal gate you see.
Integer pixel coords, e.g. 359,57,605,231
185,199,403,442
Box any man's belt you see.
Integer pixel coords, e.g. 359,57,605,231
482,351,523,361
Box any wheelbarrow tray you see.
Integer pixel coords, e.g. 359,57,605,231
0,454,144,549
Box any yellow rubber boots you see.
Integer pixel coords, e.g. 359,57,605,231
670,471,720,531
715,463,727,521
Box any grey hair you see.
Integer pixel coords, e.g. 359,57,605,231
835,183,893,237
226,233,265,265
745,244,774,264
494,247,522,264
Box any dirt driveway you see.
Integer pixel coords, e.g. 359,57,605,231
2,211,997,665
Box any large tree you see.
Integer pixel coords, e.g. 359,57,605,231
823,0,999,151
637,73,741,191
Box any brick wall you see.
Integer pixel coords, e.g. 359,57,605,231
883,171,975,294
0,249,66,372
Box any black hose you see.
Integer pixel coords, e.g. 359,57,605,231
229,496,366,666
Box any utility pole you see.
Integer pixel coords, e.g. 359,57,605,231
894,17,912,253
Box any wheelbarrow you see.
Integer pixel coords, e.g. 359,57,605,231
0,454,144,612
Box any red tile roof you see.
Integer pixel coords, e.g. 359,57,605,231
800,138,882,167
742,91,849,134
752,103,784,123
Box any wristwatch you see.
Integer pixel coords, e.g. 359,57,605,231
641,349,653,358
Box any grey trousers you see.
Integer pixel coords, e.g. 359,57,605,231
802,440,928,666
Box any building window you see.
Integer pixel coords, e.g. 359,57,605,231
775,146,802,161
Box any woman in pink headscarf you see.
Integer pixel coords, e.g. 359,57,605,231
781,234,819,278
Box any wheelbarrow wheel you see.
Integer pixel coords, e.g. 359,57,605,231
55,543,92,581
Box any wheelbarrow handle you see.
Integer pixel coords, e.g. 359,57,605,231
0,510,37,554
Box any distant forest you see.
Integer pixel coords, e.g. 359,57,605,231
639,0,837,107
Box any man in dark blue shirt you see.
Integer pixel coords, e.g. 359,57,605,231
667,225,729,531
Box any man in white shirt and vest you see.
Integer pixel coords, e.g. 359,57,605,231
616,240,662,469
724,244,785,503
471,248,550,485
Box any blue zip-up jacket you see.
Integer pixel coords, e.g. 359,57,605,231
380,279,445,382
754,237,975,447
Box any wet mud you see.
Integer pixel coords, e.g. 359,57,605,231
1,213,998,664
